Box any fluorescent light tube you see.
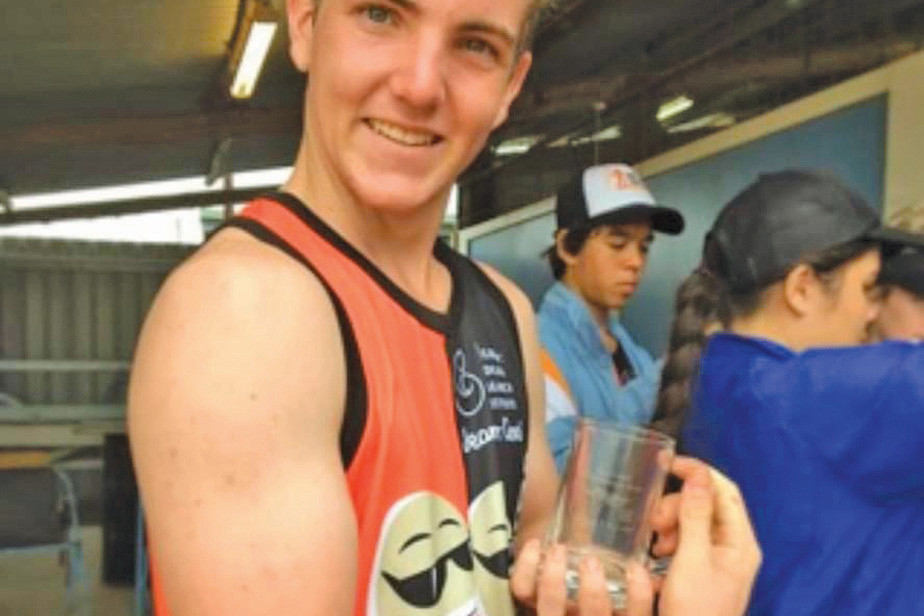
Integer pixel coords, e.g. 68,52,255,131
230,21,277,99
656,95,694,122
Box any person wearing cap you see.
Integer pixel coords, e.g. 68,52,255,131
872,231,924,342
652,169,924,615
538,163,684,471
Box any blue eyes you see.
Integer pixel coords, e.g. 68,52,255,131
356,4,501,63
461,38,497,59
363,5,393,24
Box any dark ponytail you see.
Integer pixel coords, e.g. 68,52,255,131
650,268,728,438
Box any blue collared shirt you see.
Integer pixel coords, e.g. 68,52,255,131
538,282,660,471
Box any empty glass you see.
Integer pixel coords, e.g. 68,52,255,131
545,419,675,608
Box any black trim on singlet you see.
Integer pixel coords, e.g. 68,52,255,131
444,250,530,443
214,217,368,470
265,191,459,335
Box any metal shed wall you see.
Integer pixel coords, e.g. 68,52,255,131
0,238,192,406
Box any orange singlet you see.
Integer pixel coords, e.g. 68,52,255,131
150,193,530,616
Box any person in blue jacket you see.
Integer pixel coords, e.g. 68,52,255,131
538,163,684,470
651,169,924,615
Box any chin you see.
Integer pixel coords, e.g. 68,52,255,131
350,170,449,212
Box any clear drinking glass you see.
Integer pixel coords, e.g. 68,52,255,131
544,418,675,608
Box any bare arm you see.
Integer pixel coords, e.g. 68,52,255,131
128,230,357,616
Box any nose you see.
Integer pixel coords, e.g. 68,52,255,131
390,33,446,113
623,243,647,271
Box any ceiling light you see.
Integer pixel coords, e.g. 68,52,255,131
228,0,279,100
494,135,544,156
667,112,736,133
656,95,695,122
575,124,622,145
550,124,622,148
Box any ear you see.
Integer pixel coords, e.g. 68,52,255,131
555,229,579,266
781,264,823,317
492,51,532,129
287,0,318,73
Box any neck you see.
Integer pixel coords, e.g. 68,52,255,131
283,136,452,311
730,310,808,352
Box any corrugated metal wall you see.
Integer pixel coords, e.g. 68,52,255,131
0,238,192,405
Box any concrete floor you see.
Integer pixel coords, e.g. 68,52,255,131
0,526,133,616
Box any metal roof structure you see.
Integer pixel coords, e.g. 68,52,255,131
2,0,923,226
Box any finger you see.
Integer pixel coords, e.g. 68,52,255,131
651,530,677,557
669,455,711,481
536,543,568,615
622,562,654,616
708,469,763,569
509,538,542,606
671,468,715,570
649,493,681,534
576,556,611,616
708,468,755,549
649,572,664,594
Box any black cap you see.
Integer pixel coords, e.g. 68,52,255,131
877,229,924,297
555,164,685,235
704,169,892,290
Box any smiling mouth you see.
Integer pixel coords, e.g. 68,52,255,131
366,118,442,147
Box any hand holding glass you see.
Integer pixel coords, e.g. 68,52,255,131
545,419,675,608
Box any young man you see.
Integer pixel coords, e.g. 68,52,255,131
873,234,924,342
538,163,684,470
128,2,758,615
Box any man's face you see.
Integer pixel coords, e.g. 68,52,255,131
812,249,883,346
293,0,532,213
561,221,654,315
873,286,924,342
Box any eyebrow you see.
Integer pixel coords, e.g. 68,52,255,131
386,0,418,12
381,0,517,48
487,523,510,534
459,20,517,48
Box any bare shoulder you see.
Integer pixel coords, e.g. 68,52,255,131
128,228,356,614
130,225,345,447
163,226,331,318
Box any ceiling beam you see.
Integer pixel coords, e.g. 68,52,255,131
0,186,277,226
463,0,867,187
0,106,301,151
506,40,917,126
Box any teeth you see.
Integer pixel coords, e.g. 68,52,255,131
368,119,437,146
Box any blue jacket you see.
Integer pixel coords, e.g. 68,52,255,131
683,333,924,616
538,282,660,470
